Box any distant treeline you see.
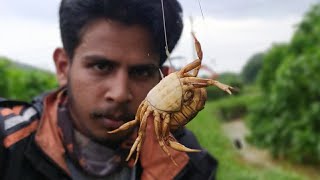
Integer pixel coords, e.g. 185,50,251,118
0,57,58,101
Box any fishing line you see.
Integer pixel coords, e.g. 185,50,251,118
197,0,205,20
160,0,205,74
159,68,165,79
160,0,174,73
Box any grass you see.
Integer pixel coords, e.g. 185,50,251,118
186,100,308,180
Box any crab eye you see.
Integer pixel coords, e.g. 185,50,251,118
183,90,194,102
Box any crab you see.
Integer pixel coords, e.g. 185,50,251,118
108,33,233,165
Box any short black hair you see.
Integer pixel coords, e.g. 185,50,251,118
59,0,183,65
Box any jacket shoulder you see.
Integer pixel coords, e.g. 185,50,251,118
0,99,40,148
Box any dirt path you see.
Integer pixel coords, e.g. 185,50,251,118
222,119,274,168
221,119,320,179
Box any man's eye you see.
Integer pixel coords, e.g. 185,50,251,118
93,63,114,73
131,68,158,79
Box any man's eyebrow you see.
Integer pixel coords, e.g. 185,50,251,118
83,55,116,64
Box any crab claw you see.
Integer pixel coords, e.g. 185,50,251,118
207,80,234,95
182,77,235,95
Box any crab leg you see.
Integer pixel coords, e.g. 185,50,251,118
126,107,151,163
107,119,139,134
107,101,146,134
179,59,202,77
162,113,171,137
135,101,145,120
179,33,203,77
183,77,234,95
154,112,177,165
207,80,234,94
192,32,203,61
153,111,162,142
168,139,201,153
162,113,199,158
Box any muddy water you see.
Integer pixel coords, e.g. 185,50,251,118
222,119,320,179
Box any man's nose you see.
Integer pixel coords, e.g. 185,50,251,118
104,71,133,103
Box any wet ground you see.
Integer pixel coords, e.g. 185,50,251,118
222,119,320,179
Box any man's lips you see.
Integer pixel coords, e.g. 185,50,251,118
90,109,135,130
99,117,125,130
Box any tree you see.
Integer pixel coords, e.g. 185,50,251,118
241,52,264,84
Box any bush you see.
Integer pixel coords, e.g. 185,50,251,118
247,3,320,164
0,57,58,101
213,94,258,121
7,68,58,101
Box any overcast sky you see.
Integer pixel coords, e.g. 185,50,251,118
0,0,319,74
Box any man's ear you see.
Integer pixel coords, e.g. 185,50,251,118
53,48,69,87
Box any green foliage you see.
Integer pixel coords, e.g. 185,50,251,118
241,52,264,84
207,72,242,101
218,72,243,88
248,3,320,164
258,43,289,93
213,94,257,121
290,4,320,55
0,57,12,97
0,57,58,101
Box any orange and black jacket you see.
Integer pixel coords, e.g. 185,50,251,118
0,92,218,180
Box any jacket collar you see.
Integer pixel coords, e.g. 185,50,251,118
25,133,71,180
35,88,70,175
34,88,189,179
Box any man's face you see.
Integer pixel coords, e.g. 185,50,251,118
55,19,161,142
